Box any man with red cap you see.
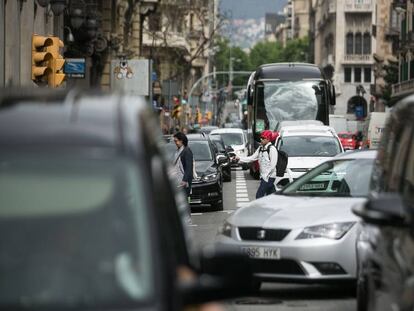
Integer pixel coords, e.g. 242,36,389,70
234,130,278,198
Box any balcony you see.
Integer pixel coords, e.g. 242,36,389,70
343,54,373,64
344,0,373,12
142,31,190,52
392,79,414,98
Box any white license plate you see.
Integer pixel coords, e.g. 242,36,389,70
241,246,281,260
189,199,202,204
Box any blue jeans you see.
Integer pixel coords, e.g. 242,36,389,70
256,178,276,199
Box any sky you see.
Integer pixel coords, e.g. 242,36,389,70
219,0,287,20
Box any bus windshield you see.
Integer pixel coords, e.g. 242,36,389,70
256,80,326,132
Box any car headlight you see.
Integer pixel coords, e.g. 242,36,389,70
296,222,355,240
202,173,218,182
218,221,233,237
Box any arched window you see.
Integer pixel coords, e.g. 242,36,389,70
363,32,371,54
355,32,362,54
346,33,354,54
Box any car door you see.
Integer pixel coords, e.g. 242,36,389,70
369,109,414,311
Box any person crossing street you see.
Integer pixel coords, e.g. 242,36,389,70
234,130,278,199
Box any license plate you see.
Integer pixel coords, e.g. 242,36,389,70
241,246,281,260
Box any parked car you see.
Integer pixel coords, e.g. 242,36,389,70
338,132,357,150
353,95,414,311
275,124,344,188
216,150,376,289
210,128,250,170
209,134,232,182
0,89,253,311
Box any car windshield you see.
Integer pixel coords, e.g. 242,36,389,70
260,81,323,131
282,158,375,197
213,133,243,146
0,153,153,309
278,136,341,157
188,141,213,161
211,140,226,153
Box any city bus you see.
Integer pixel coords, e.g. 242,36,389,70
246,63,336,146
246,63,336,178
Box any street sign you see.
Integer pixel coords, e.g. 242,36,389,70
111,59,151,96
64,58,85,78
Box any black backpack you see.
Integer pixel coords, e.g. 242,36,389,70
263,145,288,177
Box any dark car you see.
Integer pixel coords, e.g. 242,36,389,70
353,95,414,311
187,133,226,211
0,89,254,311
198,126,219,134
209,134,232,182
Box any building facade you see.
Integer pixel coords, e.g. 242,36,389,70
391,0,414,102
0,0,64,88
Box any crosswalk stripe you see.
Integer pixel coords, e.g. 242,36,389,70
237,202,250,208
236,193,249,198
236,198,250,202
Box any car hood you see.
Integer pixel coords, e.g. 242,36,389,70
287,157,332,169
231,144,246,151
229,195,366,229
195,161,215,175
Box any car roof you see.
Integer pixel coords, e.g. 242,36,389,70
0,89,148,150
333,149,377,160
255,63,324,81
210,128,244,134
187,133,209,141
280,125,337,137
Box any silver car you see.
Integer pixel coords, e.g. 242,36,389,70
216,150,377,287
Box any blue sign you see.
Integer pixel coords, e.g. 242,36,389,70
64,58,86,78
355,105,364,119
152,71,158,81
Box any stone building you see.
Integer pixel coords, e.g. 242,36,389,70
391,0,414,102
313,0,375,119
0,1,64,87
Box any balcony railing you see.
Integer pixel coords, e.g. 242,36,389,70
344,0,372,12
392,79,414,97
343,54,373,63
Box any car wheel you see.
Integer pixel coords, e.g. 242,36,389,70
357,275,368,311
224,169,232,182
211,192,223,211
250,279,262,292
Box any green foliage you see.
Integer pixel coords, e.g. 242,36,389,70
212,36,311,91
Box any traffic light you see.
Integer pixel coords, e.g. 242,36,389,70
196,108,202,124
32,34,53,83
31,34,65,88
45,36,65,88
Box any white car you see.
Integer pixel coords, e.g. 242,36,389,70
210,128,250,169
216,150,377,288
275,125,344,188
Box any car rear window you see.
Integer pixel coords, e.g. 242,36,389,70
212,133,243,146
0,152,154,309
278,136,342,157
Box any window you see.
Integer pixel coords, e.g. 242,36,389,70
364,67,371,83
149,13,161,32
355,67,362,82
363,32,371,54
355,33,362,54
345,67,352,82
346,33,354,54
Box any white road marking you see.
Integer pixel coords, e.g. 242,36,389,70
191,213,203,216
189,224,198,227
236,189,248,193
237,202,250,208
236,198,250,202
236,193,249,198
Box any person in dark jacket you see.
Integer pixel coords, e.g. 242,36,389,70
173,132,194,197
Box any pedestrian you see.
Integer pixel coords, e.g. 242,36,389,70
234,130,278,199
172,132,194,200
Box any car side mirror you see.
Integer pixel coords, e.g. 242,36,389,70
352,193,410,227
216,154,228,165
179,246,253,305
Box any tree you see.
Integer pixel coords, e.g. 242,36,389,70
249,41,282,68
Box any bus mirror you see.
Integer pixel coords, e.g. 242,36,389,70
247,85,253,106
331,84,336,106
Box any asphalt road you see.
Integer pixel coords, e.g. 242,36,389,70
189,167,356,311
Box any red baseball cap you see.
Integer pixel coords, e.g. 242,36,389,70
260,130,274,141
